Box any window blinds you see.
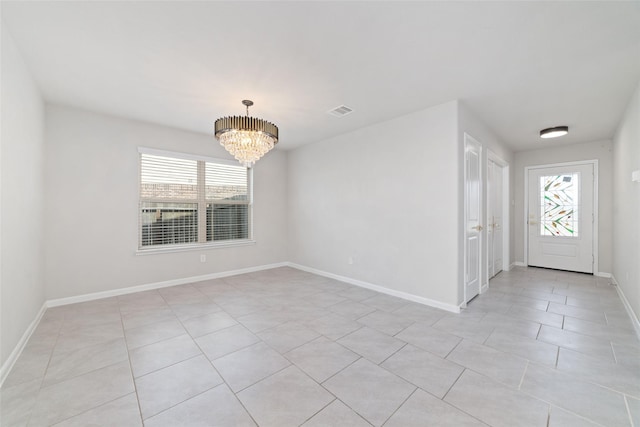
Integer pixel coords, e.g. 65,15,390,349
139,150,250,248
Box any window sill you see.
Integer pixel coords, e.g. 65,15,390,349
136,239,256,255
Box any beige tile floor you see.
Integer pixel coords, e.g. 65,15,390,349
1,266,639,426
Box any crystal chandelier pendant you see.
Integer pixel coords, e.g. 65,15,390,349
214,100,279,168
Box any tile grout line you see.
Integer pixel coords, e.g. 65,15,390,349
515,376,614,427
445,336,465,358
278,360,347,426
610,340,619,364
549,404,611,427
133,352,203,380
280,331,382,426
377,342,409,366
28,310,64,392
50,392,141,426
186,277,276,427
518,361,529,390
9,266,639,426
22,306,70,426
21,304,134,424
380,386,419,426
296,397,339,426
157,291,254,421
319,356,363,387
118,297,145,427
440,367,466,402
319,395,375,427
141,384,225,423
231,362,294,395
180,301,260,369
624,395,636,427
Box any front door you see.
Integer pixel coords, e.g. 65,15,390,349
527,163,594,273
464,134,482,302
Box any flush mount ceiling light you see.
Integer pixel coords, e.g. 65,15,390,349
214,100,279,168
540,126,569,139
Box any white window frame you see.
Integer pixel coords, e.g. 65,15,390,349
137,147,254,254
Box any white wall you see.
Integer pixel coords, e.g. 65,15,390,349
612,81,640,321
458,102,515,293
458,102,513,170
44,105,288,300
514,140,614,274
1,25,46,366
288,101,461,308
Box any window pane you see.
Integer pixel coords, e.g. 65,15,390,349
140,202,197,246
207,204,248,241
205,162,247,201
138,150,252,249
141,154,198,200
539,174,579,237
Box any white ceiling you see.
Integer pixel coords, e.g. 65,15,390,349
3,1,640,152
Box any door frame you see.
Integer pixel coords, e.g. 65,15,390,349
523,160,599,273
485,150,510,289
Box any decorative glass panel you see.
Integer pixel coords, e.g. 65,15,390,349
539,174,579,237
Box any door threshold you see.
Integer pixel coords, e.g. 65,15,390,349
525,265,593,275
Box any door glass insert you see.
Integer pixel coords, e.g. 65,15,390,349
539,173,579,237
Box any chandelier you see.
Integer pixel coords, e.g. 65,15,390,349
214,100,279,168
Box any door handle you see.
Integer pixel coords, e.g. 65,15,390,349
472,225,484,231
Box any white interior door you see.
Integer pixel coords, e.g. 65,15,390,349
487,160,503,279
464,134,482,302
527,164,594,273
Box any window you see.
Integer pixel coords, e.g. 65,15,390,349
139,148,251,250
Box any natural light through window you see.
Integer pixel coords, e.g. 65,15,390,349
139,149,251,250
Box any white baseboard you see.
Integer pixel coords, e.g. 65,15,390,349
2,262,288,386
0,302,47,387
595,272,612,278
4,260,465,385
47,261,462,314
47,262,289,307
611,275,640,340
287,262,460,313
514,261,526,267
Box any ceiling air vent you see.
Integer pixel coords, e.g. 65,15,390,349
327,105,354,117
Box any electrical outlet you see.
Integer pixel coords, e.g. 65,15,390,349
200,254,206,263
348,256,354,265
